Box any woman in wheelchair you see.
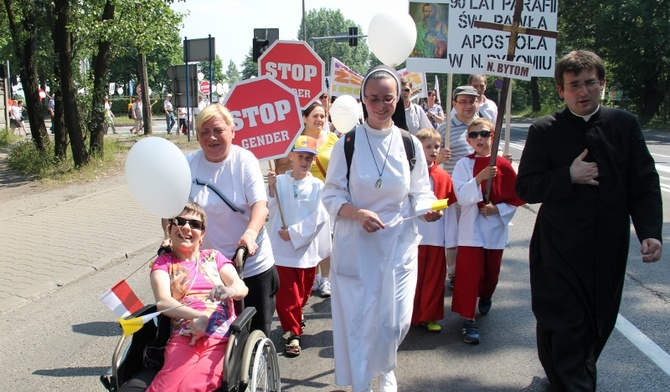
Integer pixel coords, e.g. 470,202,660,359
147,202,249,392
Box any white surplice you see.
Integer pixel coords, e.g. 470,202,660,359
267,171,331,268
322,123,436,392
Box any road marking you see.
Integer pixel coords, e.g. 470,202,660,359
616,314,670,377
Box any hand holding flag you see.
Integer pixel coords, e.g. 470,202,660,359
385,198,449,225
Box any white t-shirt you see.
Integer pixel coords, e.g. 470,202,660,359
187,147,274,277
404,102,433,134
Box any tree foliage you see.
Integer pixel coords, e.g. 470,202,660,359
225,60,241,84
1,0,185,165
558,0,670,124
298,9,370,76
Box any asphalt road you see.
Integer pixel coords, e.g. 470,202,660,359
0,120,668,391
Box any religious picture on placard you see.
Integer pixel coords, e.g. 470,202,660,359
409,2,449,59
406,0,451,73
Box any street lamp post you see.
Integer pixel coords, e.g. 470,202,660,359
302,0,306,41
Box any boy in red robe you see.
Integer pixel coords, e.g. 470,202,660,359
450,119,525,344
411,128,458,332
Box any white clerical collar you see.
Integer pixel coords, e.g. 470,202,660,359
569,105,600,122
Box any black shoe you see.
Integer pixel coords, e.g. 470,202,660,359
478,297,492,315
448,277,455,290
462,320,480,344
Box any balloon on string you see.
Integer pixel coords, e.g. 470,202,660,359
330,95,360,133
368,12,417,67
125,137,192,218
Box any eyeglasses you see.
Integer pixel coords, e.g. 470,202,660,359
364,95,397,105
563,79,600,92
468,130,492,139
402,88,411,93
456,99,477,106
172,217,204,230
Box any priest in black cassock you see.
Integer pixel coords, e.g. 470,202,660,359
515,50,663,391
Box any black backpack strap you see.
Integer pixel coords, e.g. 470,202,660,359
400,129,416,171
344,129,356,183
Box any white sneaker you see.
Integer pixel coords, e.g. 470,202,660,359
312,277,320,293
319,279,331,297
378,370,397,392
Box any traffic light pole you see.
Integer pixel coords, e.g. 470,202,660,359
308,34,367,49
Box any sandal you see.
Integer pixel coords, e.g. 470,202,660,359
284,335,301,357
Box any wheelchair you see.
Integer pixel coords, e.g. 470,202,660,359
100,247,281,392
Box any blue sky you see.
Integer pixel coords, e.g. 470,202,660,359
170,0,408,69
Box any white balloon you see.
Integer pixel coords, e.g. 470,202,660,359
330,95,360,133
368,12,417,67
125,137,192,219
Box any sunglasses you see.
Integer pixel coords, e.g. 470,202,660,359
468,130,492,139
172,217,205,230
403,88,411,93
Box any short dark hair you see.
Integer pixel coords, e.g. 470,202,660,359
555,50,605,88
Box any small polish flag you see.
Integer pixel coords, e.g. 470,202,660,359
100,280,144,318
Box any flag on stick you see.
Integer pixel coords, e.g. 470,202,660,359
385,199,449,225
99,280,144,318
119,311,160,336
118,304,186,337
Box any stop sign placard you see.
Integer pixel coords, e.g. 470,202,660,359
258,40,325,110
199,81,211,95
223,76,304,161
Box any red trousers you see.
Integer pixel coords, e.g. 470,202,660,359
411,245,447,324
451,246,503,319
276,265,316,336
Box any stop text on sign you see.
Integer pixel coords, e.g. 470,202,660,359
231,100,291,129
264,63,318,82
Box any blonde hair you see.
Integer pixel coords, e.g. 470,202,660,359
195,104,235,132
415,128,441,143
467,118,494,133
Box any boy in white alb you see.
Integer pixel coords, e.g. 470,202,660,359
450,119,524,344
267,135,331,357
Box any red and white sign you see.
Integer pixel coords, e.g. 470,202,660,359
223,76,304,161
199,80,211,95
258,40,325,110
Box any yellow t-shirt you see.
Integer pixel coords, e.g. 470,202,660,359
309,131,339,181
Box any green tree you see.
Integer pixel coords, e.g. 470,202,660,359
225,60,241,84
558,0,670,124
299,8,370,76
596,0,670,124
199,55,225,85
3,0,51,152
241,48,257,80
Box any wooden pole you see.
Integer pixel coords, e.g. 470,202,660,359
504,84,512,156
476,0,558,202
444,73,453,148
268,161,287,229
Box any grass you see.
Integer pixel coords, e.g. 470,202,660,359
0,128,24,147
2,130,200,187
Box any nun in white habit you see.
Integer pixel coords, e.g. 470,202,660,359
322,65,442,392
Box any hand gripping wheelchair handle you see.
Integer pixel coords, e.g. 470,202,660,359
233,246,249,277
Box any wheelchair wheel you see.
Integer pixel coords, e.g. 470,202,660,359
240,331,281,392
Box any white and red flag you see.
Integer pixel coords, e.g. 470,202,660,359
99,280,144,318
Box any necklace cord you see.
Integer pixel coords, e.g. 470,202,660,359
364,128,394,181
